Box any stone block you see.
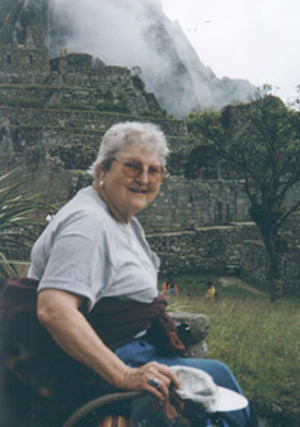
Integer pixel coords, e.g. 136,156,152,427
170,311,210,358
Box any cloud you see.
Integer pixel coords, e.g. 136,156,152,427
47,0,255,117
47,0,197,115
161,0,300,101
49,0,162,69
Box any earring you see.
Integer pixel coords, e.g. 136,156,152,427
99,180,105,189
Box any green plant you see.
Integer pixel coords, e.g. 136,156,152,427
0,173,51,280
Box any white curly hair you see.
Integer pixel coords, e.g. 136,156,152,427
88,121,169,178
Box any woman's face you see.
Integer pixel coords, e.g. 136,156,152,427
100,145,164,223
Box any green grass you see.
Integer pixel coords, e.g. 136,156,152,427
161,274,300,422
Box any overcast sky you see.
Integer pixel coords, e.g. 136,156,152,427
160,0,300,103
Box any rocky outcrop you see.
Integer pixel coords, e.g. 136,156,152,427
0,0,48,48
171,311,210,358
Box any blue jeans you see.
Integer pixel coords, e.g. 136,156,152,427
116,339,251,427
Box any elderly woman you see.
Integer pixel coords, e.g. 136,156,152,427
26,122,251,425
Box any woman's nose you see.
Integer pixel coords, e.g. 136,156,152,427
137,168,149,184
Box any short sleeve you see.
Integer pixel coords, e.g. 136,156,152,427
37,210,113,310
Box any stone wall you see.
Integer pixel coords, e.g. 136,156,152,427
138,176,250,232
0,47,50,83
0,105,185,179
148,224,300,294
240,239,300,295
0,61,163,117
147,222,258,275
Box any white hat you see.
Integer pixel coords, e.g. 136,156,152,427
170,366,248,413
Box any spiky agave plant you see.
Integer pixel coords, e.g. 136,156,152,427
0,173,52,280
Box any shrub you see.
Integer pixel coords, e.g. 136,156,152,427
0,173,50,281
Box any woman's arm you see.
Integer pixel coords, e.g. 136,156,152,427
37,289,181,400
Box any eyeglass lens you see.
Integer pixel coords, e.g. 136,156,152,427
122,160,165,181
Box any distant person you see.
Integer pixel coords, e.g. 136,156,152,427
204,281,217,301
162,277,179,296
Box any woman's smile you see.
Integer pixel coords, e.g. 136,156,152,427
98,145,162,223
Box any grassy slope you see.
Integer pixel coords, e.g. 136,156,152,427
162,274,300,422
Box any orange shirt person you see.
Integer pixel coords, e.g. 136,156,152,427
204,281,216,300
162,278,179,296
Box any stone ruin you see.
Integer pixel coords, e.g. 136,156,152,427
0,3,299,296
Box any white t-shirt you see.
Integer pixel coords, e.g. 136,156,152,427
28,186,160,311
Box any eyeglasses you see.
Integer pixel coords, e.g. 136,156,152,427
113,158,167,183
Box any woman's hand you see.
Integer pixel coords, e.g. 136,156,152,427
121,361,182,401
37,290,181,401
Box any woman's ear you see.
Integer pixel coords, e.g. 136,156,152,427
96,163,106,180
96,164,107,190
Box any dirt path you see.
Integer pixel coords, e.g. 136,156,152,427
218,276,266,295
